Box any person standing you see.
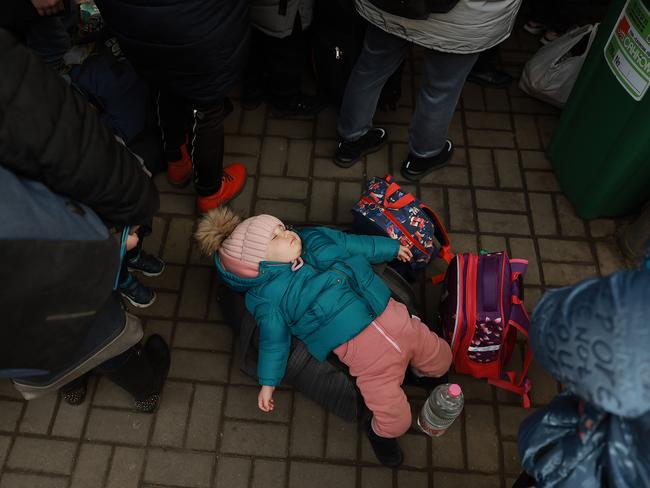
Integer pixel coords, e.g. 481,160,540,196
94,0,249,213
334,0,522,180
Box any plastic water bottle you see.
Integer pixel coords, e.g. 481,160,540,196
417,383,464,437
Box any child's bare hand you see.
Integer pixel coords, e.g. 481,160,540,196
31,0,64,16
125,225,140,251
397,245,413,263
258,385,275,412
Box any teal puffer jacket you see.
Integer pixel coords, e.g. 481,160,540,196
215,227,399,386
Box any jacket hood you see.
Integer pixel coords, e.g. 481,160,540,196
213,253,292,292
531,268,650,418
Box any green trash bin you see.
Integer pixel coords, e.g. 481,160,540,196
548,0,650,219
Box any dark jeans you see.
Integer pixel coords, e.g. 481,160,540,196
156,91,226,195
243,16,305,104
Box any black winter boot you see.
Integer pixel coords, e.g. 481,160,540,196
60,373,89,405
365,419,404,468
102,335,170,413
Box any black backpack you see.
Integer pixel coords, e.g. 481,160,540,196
311,0,403,110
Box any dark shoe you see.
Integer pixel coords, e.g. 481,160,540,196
271,93,326,118
104,334,171,413
365,419,403,468
403,370,449,391
60,374,89,405
128,251,165,277
119,274,156,308
512,471,536,488
242,89,265,111
400,140,454,181
468,68,513,88
334,127,388,168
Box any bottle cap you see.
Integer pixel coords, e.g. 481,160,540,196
447,384,462,398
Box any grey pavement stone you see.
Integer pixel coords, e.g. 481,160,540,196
94,377,133,409
290,395,326,458
468,148,497,187
521,150,552,169
241,104,267,135
151,381,193,447
499,406,538,438
418,165,469,186
0,473,67,488
258,176,309,200
287,140,313,177
85,409,152,445
325,412,357,460
480,234,507,252
18,394,56,434
225,386,291,423
366,145,390,176
448,188,476,232
289,461,356,488
465,405,499,472
255,200,307,223
313,139,337,158
225,136,261,156
596,241,626,276
419,187,445,212
106,447,145,488
251,459,286,488
590,219,617,238
337,181,362,224
361,467,392,488
178,267,212,319
174,322,232,352
503,440,522,474
462,83,485,111
7,437,76,475
186,384,223,450
162,218,194,264
431,415,464,469
214,456,251,488
129,291,177,318
0,400,22,432
514,114,541,149
433,472,501,488
485,87,511,112
221,420,288,457
143,319,173,344
526,170,561,192
556,195,587,238
0,435,10,466
144,449,213,488
229,176,256,218
528,361,560,405
397,470,428,488
69,443,111,488
477,211,531,235
529,192,557,235
159,193,195,216
465,111,511,130
475,189,527,212
543,262,598,286
467,129,515,148
141,264,183,290
308,180,336,222
267,119,313,139
313,157,363,179
495,149,523,189
169,350,230,383
509,238,541,285
538,238,593,263
400,433,428,468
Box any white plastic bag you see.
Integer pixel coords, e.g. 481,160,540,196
519,24,599,108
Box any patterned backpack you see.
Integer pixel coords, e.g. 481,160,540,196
351,175,453,283
440,251,533,407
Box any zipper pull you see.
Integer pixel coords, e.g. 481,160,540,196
335,46,342,60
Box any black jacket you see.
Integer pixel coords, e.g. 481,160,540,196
0,29,159,226
94,0,249,106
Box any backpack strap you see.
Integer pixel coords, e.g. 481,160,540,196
419,204,453,284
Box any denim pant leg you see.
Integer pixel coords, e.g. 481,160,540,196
409,49,479,158
337,25,409,141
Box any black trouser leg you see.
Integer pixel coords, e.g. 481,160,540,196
156,90,191,161
472,46,499,73
265,16,304,104
192,103,226,196
243,28,266,99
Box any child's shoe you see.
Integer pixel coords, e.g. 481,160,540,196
523,21,546,36
365,419,404,467
128,250,165,277
196,163,247,214
119,273,156,308
167,143,192,187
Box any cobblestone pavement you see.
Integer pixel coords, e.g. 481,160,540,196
0,26,626,488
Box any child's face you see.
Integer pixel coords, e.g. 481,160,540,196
266,224,302,262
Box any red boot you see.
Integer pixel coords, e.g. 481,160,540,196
196,163,247,214
167,144,192,187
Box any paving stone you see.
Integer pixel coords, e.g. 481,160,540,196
510,96,558,115
325,412,358,460
538,238,593,263
485,87,511,112
596,241,626,276
224,100,242,134
144,449,213,488
448,232,478,253
19,394,56,434
313,157,363,179
431,411,464,469
159,193,195,215
448,188,476,232
287,140,313,177
528,361,560,405
290,395,326,458
375,106,413,124
267,119,313,138
0,435,11,466
225,386,291,422
503,440,522,474
366,145,390,176
521,150,552,169
186,384,223,450
384,124,409,142
151,381,193,447
224,155,259,177
178,267,212,319
225,136,261,156
542,262,598,287
477,212,531,235
153,174,194,195
419,186,445,211
169,350,229,382
251,459,286,488
556,195,587,237
128,291,177,318
509,238,541,285
537,115,559,149
174,322,232,352
314,139,337,157
529,192,557,235
465,111,511,130
480,234,507,252
468,148,497,187
241,104,267,135
590,219,617,238
465,405,499,472
0,400,23,432
94,377,133,408
0,473,67,488
433,472,501,488
400,432,428,468
514,114,541,149
141,264,183,290
526,170,561,192
221,420,288,457
494,149,523,188
475,189,526,212
51,389,92,437
258,176,309,199
360,467,392,488
229,176,256,218
7,437,76,475
162,218,194,264
255,199,307,222
214,456,251,488
462,83,485,111
260,137,288,175
499,405,538,438
397,470,428,488
417,165,469,186
337,181,363,224
106,447,145,488
70,443,111,488
288,461,356,488
85,409,152,445
524,286,543,313
467,129,515,148
308,180,336,222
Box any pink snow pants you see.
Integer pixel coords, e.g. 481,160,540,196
334,298,452,438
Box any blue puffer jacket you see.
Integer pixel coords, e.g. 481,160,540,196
518,269,650,487
215,227,399,386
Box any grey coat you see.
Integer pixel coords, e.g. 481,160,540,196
250,0,314,38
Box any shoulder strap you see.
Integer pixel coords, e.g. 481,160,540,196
419,204,453,284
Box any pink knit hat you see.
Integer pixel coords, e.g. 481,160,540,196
219,214,283,277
